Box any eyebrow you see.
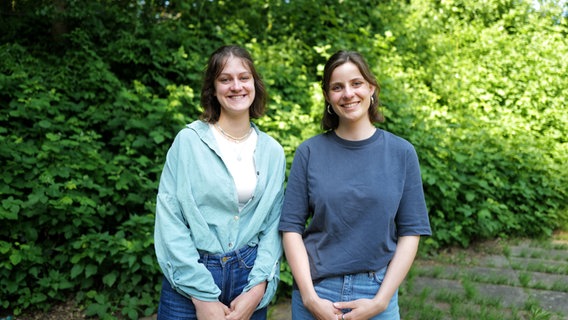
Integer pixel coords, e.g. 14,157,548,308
218,71,252,77
330,77,365,85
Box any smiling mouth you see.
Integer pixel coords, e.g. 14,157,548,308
342,102,359,108
228,94,247,100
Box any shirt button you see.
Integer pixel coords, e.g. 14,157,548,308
228,242,233,248
234,216,239,221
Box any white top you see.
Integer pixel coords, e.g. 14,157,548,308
210,123,258,210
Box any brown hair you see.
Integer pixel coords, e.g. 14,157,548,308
321,50,384,130
200,45,267,122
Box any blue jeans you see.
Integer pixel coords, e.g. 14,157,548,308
157,245,267,320
291,266,399,320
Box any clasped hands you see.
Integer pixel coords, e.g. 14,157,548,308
192,283,265,320
305,296,388,320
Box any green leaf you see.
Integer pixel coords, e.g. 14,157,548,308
70,264,84,279
37,118,54,129
142,255,153,266
102,272,118,287
9,252,22,265
85,264,98,278
85,303,108,317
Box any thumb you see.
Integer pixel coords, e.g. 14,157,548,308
333,301,352,310
223,304,231,315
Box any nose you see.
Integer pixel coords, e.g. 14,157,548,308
343,85,354,99
230,79,243,91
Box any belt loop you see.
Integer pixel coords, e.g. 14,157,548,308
235,245,243,260
236,245,250,261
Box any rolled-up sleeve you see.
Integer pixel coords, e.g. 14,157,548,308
154,135,221,302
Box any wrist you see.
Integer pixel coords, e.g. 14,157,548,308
371,296,389,313
301,291,320,307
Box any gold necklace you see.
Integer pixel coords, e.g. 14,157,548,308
215,123,253,143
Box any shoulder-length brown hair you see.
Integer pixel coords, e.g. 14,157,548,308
200,45,267,122
321,50,384,131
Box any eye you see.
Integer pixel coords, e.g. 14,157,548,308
331,85,342,91
218,77,230,84
352,81,363,87
240,75,251,81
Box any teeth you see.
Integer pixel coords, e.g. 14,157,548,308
343,102,359,108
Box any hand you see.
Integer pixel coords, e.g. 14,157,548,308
303,295,342,320
191,297,230,320
333,298,388,320
225,282,266,320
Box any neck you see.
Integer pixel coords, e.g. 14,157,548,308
216,115,251,139
335,121,376,141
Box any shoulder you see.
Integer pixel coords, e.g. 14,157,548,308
184,120,208,135
297,132,332,150
379,130,421,164
167,121,210,154
380,129,416,152
292,132,338,157
175,120,208,140
255,126,285,156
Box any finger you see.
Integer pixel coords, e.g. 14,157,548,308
333,302,347,310
223,305,231,315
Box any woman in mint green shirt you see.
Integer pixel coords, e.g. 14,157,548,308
154,45,285,320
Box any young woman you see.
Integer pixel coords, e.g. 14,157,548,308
155,45,285,320
279,50,431,320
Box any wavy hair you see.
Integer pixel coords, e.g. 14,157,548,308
200,45,266,122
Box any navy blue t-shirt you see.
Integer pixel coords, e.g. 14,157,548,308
279,129,431,281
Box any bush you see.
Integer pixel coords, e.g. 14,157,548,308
1,0,566,317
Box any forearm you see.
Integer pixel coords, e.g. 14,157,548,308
282,232,317,301
155,195,221,301
373,235,420,304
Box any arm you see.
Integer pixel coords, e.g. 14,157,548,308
279,144,339,319
225,282,266,320
154,133,221,302
333,235,420,320
242,184,284,309
283,232,340,320
192,298,230,319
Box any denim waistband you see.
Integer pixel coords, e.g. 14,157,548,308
293,266,388,290
199,245,256,267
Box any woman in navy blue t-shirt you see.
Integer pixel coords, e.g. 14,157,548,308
279,51,431,320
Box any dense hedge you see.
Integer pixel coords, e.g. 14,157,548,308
1,0,567,317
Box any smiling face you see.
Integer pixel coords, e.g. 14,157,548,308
326,61,375,127
214,56,255,117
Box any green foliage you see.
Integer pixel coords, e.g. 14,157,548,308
1,0,567,317
1,1,190,315
385,0,568,247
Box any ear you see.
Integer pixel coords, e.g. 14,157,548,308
323,91,330,103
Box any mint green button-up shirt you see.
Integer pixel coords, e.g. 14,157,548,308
154,120,285,308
